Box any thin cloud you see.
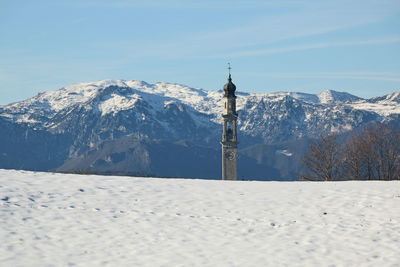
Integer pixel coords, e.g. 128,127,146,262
98,1,398,61
222,37,400,58
194,0,398,48
71,0,307,9
242,71,400,82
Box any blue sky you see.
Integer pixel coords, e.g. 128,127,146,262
0,0,400,104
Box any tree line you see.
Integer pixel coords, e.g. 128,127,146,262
300,123,400,181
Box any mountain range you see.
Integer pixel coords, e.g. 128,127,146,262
1,79,399,180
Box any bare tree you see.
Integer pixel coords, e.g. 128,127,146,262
342,133,364,180
371,125,400,180
359,128,378,180
305,124,400,181
300,134,342,181
343,128,379,180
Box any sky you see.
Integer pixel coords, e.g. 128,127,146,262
0,0,400,105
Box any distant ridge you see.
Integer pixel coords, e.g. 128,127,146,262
0,79,399,179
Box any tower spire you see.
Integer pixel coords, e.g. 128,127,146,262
221,63,238,181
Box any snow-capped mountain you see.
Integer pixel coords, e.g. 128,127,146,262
2,79,398,138
0,79,399,179
317,90,362,104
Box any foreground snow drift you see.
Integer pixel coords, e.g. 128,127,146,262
1,169,399,267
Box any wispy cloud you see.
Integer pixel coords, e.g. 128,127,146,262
222,37,400,58
191,0,399,47
72,0,307,9
242,71,400,82
89,0,400,61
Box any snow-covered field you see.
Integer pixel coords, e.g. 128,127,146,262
1,169,399,267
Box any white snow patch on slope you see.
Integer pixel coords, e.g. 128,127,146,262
318,90,336,104
99,93,141,116
1,169,399,267
386,91,400,101
276,149,293,156
318,90,361,104
255,91,320,103
350,101,400,116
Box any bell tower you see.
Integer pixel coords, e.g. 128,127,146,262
221,64,238,180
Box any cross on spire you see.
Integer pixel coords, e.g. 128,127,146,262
227,63,231,75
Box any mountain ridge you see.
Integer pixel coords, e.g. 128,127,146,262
1,79,399,179
2,79,398,126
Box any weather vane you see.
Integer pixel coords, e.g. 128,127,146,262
228,62,231,75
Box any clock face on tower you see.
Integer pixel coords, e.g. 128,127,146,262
225,151,236,160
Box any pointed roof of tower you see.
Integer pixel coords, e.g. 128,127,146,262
223,64,236,97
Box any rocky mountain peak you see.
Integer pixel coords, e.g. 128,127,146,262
318,90,361,104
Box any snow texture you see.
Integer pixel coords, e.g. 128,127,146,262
1,169,399,267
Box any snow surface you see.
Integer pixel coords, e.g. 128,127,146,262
1,169,400,267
